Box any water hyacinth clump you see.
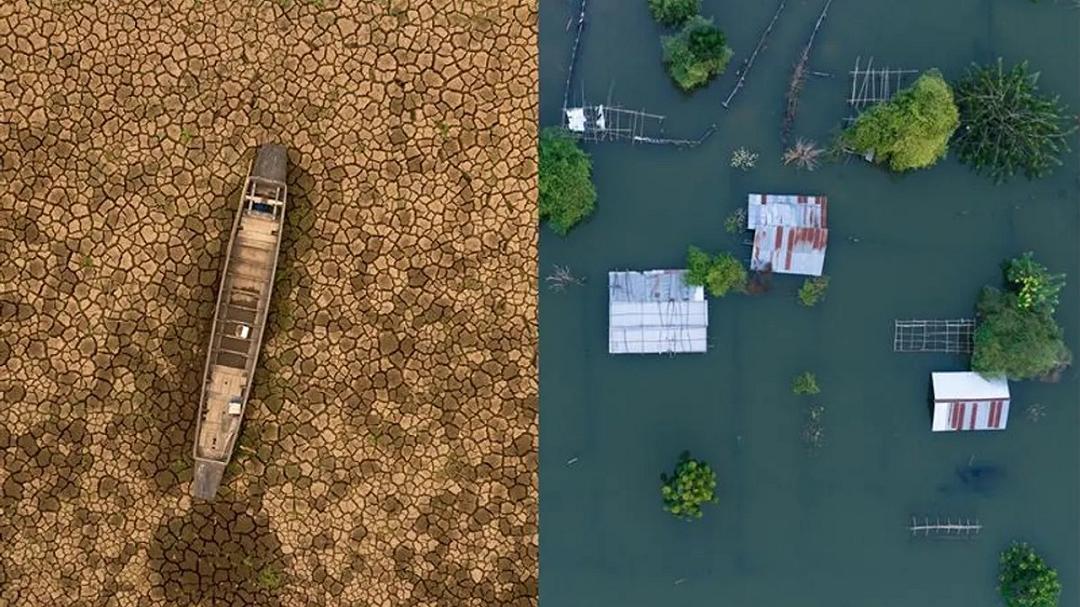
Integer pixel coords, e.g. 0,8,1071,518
792,371,820,395
660,452,718,520
730,147,758,170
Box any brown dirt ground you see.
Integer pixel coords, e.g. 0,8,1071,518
0,0,537,605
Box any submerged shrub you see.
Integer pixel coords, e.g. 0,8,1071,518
998,542,1061,607
973,253,1071,380
539,127,597,235
840,69,959,171
662,16,733,92
797,276,830,307
684,246,746,297
954,59,1075,182
647,0,699,27
660,452,718,520
972,288,1071,381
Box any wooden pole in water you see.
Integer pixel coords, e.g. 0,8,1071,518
562,0,587,117
722,0,787,108
782,0,833,143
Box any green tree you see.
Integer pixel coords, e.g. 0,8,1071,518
953,60,1076,182
686,245,712,285
840,69,959,171
972,288,1071,380
706,253,747,297
660,452,718,520
792,371,820,395
647,0,699,26
661,16,733,92
539,127,597,235
683,246,746,297
998,542,1061,607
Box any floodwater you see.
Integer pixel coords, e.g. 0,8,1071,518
538,1,1080,606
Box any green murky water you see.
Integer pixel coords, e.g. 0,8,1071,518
538,1,1080,605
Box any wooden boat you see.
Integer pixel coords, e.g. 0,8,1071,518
191,144,287,500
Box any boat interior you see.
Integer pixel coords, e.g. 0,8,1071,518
195,177,285,462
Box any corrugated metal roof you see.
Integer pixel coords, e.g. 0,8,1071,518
747,193,829,277
932,400,1010,431
608,270,707,354
747,193,827,229
932,372,1009,401
750,226,828,276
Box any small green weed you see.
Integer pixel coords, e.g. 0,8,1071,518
792,371,820,396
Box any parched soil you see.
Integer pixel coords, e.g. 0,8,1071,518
0,0,537,605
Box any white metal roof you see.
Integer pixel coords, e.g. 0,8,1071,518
746,193,827,229
608,270,707,354
931,372,1009,401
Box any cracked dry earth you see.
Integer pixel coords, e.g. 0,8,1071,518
0,0,537,605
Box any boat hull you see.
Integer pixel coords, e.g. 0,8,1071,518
191,144,287,500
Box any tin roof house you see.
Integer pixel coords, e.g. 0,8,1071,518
609,270,707,354
930,372,1011,432
747,193,828,276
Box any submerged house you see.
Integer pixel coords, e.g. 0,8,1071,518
747,193,828,276
930,372,1011,432
609,270,707,354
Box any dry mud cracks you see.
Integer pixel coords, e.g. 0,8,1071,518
0,0,537,605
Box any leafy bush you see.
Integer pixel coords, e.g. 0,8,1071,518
660,452,717,520
840,70,959,171
684,246,746,297
662,16,733,92
797,276,830,307
647,0,699,26
998,542,1061,607
1006,252,1065,314
539,127,596,235
954,60,1076,182
792,371,820,395
972,288,1071,380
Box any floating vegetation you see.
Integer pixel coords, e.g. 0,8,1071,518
803,405,825,449
545,264,585,292
1026,403,1046,422
730,147,758,170
723,207,747,234
783,138,825,171
792,371,820,395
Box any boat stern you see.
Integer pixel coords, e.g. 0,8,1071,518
251,144,288,184
191,459,228,500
